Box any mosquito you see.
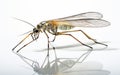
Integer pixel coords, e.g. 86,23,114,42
12,12,110,61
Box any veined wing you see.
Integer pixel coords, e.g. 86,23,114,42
55,12,103,20
55,19,110,27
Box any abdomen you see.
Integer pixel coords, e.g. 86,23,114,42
58,25,74,30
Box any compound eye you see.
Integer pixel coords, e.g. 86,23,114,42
35,30,39,33
33,28,38,33
37,24,40,29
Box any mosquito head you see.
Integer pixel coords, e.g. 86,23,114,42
33,28,39,33
32,27,40,40
33,21,46,33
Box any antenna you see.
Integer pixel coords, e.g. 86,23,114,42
13,17,35,28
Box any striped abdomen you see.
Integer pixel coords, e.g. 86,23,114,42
58,25,74,30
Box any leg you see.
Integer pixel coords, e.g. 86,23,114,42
12,33,36,53
43,31,59,72
57,30,107,46
51,35,56,42
51,32,93,68
57,33,93,49
12,33,31,51
16,39,35,52
41,32,50,69
44,32,50,57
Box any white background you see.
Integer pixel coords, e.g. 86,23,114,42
0,0,120,75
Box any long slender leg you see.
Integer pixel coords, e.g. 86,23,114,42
13,32,39,53
48,30,106,69
12,33,37,53
44,32,50,57
43,31,51,72
16,39,35,52
58,33,93,49
50,30,107,68
49,33,93,70
57,30,107,46
12,33,32,52
51,33,93,69
44,31,60,73
50,35,56,42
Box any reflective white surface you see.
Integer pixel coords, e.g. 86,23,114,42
0,0,120,75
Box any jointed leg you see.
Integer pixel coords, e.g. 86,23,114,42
57,30,107,46
42,31,50,70
51,30,107,69
12,33,36,53
44,31,57,58
50,32,93,69
16,39,35,52
43,32,59,71
57,33,93,49
51,35,56,42
12,33,31,51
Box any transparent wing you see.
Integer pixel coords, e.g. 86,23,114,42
47,12,110,27
55,12,103,20
60,19,110,27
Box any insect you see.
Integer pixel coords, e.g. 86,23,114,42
12,12,110,60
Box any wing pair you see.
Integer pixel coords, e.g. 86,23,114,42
49,12,110,27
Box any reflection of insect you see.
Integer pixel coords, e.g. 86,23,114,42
12,12,110,58
17,53,110,75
